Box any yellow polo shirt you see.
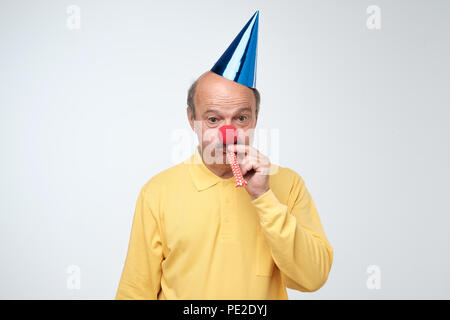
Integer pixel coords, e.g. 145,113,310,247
115,145,333,299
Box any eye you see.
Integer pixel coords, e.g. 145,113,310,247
238,115,248,122
208,117,218,123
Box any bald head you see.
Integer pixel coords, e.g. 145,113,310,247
187,71,260,120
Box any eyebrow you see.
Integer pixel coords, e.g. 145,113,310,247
202,107,252,116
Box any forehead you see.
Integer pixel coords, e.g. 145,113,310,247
194,72,256,113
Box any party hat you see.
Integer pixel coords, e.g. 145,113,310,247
211,10,259,89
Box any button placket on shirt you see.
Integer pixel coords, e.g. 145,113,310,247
219,180,236,239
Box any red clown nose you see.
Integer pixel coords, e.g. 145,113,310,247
219,125,237,144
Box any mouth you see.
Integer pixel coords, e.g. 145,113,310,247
219,142,237,154
215,139,238,155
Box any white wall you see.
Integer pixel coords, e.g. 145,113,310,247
0,0,449,299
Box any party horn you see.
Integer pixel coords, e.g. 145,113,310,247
218,125,247,188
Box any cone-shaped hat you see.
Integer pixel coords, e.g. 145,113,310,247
211,11,259,89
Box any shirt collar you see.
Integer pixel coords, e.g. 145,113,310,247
187,145,235,191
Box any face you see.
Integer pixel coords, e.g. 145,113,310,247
187,71,258,167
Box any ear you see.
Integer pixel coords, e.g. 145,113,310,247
187,106,194,130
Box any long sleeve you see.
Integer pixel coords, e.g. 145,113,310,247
251,172,333,292
115,186,163,299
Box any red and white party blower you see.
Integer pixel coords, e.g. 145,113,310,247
218,125,247,188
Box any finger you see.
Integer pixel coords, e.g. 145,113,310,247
227,144,260,160
241,159,255,176
238,157,250,176
241,154,267,166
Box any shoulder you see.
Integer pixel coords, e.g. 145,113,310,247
269,163,305,188
268,164,307,206
140,160,189,197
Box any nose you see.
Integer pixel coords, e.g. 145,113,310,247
219,125,237,145
223,118,233,126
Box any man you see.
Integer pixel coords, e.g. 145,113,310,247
116,11,333,300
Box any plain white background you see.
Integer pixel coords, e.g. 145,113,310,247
0,0,449,299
